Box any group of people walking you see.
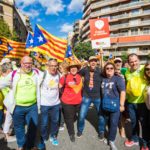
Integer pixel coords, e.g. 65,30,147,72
0,53,149,150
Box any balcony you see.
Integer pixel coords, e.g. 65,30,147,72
91,1,150,18
82,23,89,32
81,30,90,39
110,20,150,31
117,41,150,47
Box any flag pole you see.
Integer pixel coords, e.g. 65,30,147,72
99,47,103,69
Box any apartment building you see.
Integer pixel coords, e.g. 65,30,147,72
72,20,84,47
0,0,31,41
80,0,150,61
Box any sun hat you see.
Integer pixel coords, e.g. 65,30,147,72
67,61,81,70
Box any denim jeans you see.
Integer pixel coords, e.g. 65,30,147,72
127,103,149,145
0,109,3,129
78,96,103,133
12,104,38,149
100,110,120,141
40,104,60,140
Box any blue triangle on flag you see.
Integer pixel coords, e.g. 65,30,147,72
0,39,2,45
26,32,34,48
3,52,8,57
33,25,47,47
109,53,113,59
33,52,37,56
7,43,13,51
66,45,73,58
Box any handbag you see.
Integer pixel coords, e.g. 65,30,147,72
102,96,119,112
3,89,16,114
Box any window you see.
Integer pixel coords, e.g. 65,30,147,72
0,5,3,14
131,9,139,15
131,28,138,35
143,28,150,34
101,6,110,13
120,30,128,36
130,19,139,26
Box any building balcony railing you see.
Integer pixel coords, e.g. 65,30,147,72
81,30,90,39
91,1,150,17
110,20,150,30
110,10,150,22
117,41,150,47
103,49,150,56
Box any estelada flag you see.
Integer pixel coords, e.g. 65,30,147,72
33,24,67,62
89,18,110,48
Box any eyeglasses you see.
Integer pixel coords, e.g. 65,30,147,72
114,60,122,64
106,67,114,70
145,68,150,71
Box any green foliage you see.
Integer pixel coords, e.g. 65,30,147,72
0,19,12,38
73,42,95,60
11,30,19,41
0,19,19,41
121,51,128,62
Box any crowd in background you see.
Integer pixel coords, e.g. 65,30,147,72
0,53,149,150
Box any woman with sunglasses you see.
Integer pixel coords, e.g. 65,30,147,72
59,61,82,142
141,61,150,150
100,62,126,150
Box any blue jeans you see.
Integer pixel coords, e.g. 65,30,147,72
12,104,38,149
127,103,150,145
40,104,60,140
100,110,120,141
0,109,3,129
78,96,103,133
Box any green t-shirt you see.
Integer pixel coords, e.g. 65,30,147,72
125,65,146,103
15,72,36,106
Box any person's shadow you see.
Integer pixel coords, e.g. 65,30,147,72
0,138,16,150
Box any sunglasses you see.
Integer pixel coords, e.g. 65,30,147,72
145,68,150,71
106,67,114,70
114,60,122,63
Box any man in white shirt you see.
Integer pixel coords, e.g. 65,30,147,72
39,59,60,149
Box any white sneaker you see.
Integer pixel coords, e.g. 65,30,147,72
109,141,118,150
6,136,16,142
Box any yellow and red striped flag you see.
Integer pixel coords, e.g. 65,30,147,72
33,25,67,62
0,36,9,52
5,39,29,59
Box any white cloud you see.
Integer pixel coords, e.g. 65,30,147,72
22,9,39,18
37,18,42,22
15,0,65,16
67,0,84,13
15,0,36,8
60,23,73,33
39,0,65,15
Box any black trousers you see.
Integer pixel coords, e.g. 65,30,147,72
62,102,80,136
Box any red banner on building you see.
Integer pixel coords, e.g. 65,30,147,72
89,18,110,48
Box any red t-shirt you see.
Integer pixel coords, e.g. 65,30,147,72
59,73,82,105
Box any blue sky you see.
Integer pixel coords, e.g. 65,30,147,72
15,0,84,39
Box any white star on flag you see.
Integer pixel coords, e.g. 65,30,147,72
38,36,43,42
69,51,72,55
29,39,33,44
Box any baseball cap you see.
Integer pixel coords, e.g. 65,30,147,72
114,57,122,62
89,56,98,61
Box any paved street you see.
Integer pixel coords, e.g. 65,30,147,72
0,107,139,150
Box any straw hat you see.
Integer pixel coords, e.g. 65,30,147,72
67,61,81,70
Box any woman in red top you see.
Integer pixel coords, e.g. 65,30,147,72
59,61,82,142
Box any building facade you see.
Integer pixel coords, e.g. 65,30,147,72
80,0,150,61
0,0,31,41
72,20,84,47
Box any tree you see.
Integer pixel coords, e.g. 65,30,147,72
0,19,12,38
73,42,95,60
121,51,128,62
0,19,19,41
